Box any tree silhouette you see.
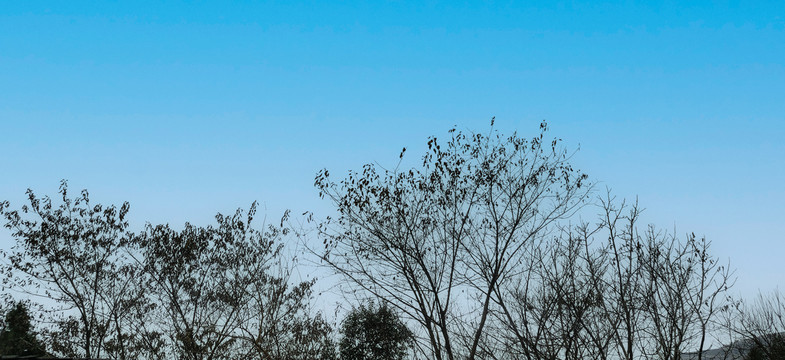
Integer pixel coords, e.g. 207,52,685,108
0,180,143,359
0,301,47,356
340,301,413,360
137,203,335,360
315,121,591,359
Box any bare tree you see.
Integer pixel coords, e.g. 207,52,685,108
313,121,591,359
494,192,734,360
235,247,334,360
638,226,696,360
598,195,647,360
596,195,733,360
733,291,785,360
492,223,612,360
684,235,735,360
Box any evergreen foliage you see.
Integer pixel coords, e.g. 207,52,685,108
340,302,413,360
0,301,47,356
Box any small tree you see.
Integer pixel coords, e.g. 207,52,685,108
0,301,47,356
735,291,785,360
340,301,414,360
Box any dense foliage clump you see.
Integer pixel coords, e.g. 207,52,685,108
340,302,413,360
0,301,47,356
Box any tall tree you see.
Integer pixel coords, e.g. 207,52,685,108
0,180,143,359
314,121,591,359
598,196,646,360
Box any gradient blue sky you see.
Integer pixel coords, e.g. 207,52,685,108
1,1,784,299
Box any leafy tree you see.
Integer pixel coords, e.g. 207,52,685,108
138,203,275,359
340,301,413,360
0,180,144,359
0,301,47,356
138,203,335,360
1,183,335,360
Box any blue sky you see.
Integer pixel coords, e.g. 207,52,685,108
1,1,784,299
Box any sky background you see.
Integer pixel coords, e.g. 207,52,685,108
1,1,784,304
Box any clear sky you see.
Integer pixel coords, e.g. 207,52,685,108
1,1,784,300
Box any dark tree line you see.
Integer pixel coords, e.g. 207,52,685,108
1,121,779,359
